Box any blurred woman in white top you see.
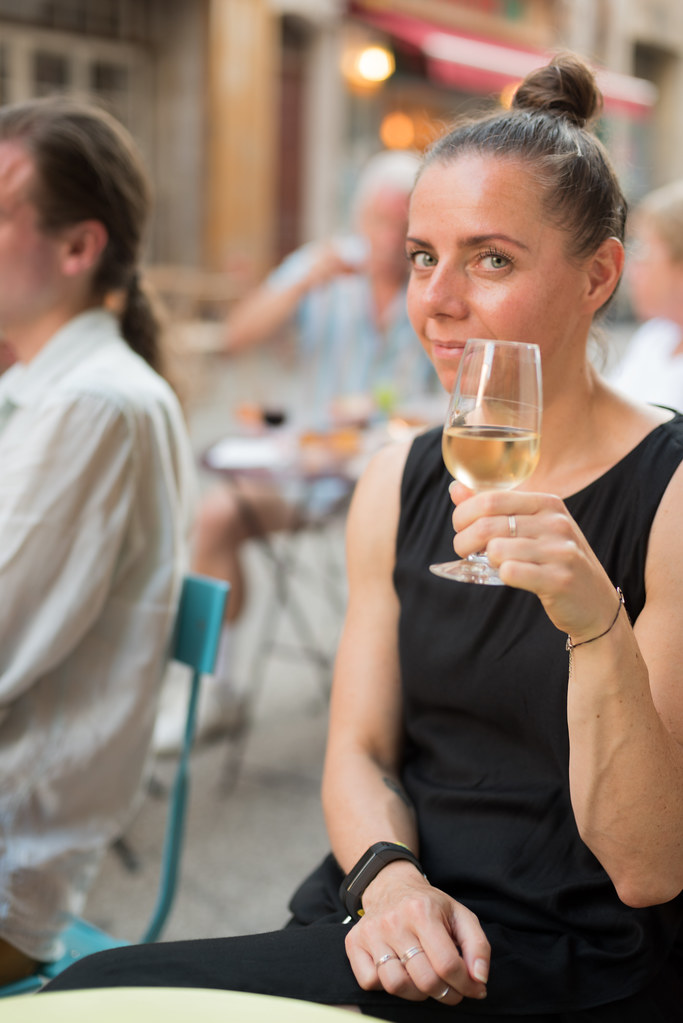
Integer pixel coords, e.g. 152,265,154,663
610,180,683,410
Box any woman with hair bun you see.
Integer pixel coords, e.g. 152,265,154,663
47,54,683,1019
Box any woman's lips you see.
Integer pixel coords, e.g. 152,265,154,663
430,340,466,359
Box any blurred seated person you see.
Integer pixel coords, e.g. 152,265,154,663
225,149,433,418
0,97,194,983
609,179,683,409
154,149,436,753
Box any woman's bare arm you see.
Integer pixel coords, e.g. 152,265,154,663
566,462,683,907
322,442,490,1006
449,464,683,908
322,439,416,867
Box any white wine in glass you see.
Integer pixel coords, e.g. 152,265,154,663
430,339,542,585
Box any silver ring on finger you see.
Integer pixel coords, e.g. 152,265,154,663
400,945,425,965
435,985,450,1001
375,953,399,968
508,514,517,538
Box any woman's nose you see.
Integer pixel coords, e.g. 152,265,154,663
423,265,469,319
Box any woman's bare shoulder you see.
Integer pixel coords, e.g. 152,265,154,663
346,439,412,571
354,438,412,504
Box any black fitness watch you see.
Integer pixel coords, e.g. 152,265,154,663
339,841,425,918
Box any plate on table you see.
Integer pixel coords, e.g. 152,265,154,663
204,435,292,471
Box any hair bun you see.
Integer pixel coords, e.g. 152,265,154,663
511,52,602,128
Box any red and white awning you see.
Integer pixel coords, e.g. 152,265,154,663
351,7,657,119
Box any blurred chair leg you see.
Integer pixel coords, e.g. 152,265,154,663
219,518,347,795
111,836,141,873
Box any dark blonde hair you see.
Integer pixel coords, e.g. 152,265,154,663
0,95,165,376
635,180,683,264
422,53,627,276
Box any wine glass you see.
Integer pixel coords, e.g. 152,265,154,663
430,339,542,585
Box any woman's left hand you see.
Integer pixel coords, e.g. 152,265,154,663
449,481,618,645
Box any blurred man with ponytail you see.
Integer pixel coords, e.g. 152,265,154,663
0,97,194,983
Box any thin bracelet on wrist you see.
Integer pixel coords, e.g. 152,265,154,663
566,587,625,652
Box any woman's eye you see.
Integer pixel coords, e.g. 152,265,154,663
408,250,437,269
480,251,512,270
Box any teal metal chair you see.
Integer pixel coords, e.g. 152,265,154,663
0,573,230,998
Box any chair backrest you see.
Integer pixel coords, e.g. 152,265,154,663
173,573,229,675
140,573,230,943
0,572,230,997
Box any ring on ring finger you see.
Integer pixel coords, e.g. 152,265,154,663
375,953,399,969
400,945,425,965
435,985,450,1001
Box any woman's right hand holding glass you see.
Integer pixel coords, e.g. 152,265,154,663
448,480,623,644
344,860,490,1006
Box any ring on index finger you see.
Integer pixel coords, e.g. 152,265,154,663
508,514,517,538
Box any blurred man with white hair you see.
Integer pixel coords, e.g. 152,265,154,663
154,150,436,752
223,149,431,414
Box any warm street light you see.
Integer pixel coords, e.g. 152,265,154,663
341,35,396,88
356,44,395,83
380,110,415,148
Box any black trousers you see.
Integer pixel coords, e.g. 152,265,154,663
44,916,683,1023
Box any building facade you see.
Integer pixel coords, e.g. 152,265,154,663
0,0,681,278
238,0,683,275
0,0,207,266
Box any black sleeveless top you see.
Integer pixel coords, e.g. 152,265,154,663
394,415,683,1014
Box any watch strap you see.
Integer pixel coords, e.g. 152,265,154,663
339,841,424,918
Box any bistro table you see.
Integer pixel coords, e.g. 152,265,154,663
2,987,369,1022
201,411,440,686
201,421,370,655
201,418,373,790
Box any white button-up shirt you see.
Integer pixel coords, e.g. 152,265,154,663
0,309,196,961
609,317,683,412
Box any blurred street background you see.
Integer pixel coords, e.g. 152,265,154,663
0,1,679,317
0,0,680,945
